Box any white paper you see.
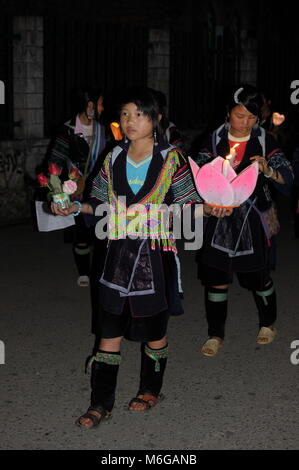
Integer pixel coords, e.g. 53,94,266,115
35,200,75,232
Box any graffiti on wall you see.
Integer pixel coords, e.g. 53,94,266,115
0,149,25,189
0,148,29,224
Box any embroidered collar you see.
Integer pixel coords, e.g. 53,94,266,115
116,135,171,157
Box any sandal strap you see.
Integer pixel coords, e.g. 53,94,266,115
142,394,159,406
129,394,159,409
87,406,111,418
77,406,111,427
78,411,101,427
129,397,150,407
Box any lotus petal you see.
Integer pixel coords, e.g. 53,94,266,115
230,161,259,206
210,156,236,182
193,164,235,207
188,156,201,182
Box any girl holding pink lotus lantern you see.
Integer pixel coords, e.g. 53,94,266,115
189,84,294,356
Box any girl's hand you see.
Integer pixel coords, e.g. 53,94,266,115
51,201,78,216
250,155,272,176
203,203,233,218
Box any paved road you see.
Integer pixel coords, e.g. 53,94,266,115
1,199,299,450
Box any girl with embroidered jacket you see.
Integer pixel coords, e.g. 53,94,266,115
52,87,230,429
194,84,293,357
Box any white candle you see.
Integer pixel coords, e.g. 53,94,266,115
222,157,230,179
230,148,236,166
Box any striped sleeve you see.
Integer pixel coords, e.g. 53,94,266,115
49,135,70,168
171,159,202,205
90,152,111,204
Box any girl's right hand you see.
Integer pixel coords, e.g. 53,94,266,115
211,206,233,218
203,203,233,218
51,201,78,216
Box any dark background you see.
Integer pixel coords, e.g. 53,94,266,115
1,0,299,139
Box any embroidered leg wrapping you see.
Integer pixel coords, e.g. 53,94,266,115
73,244,91,276
252,280,277,328
90,350,121,412
138,344,168,397
205,287,228,339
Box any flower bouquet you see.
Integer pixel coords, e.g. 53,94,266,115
37,164,79,209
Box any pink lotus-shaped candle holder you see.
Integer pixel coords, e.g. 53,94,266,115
189,156,259,208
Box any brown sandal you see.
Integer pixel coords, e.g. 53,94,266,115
128,393,164,411
75,406,112,429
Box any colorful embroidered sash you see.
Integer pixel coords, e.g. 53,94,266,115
104,150,181,252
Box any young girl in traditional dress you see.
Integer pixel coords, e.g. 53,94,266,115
195,85,293,357
52,87,229,428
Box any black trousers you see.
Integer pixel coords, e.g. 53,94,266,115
73,214,93,276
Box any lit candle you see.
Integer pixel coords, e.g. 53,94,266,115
229,143,239,167
230,148,236,165
223,144,239,177
110,122,123,141
222,155,231,179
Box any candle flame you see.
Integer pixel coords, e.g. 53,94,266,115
226,143,239,160
110,122,123,140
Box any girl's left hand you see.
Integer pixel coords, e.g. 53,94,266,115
250,155,272,176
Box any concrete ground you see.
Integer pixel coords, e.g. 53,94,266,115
0,199,299,451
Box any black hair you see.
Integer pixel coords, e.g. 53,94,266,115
118,87,163,134
227,84,264,119
70,87,103,115
150,89,167,108
147,88,171,133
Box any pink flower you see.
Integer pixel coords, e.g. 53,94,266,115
48,163,62,175
37,173,50,187
69,167,80,180
62,179,77,195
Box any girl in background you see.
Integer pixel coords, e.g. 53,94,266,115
48,87,106,287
